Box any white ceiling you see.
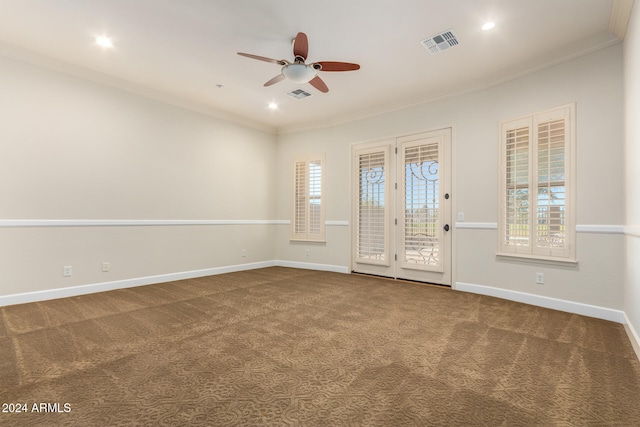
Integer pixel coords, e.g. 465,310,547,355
0,0,630,133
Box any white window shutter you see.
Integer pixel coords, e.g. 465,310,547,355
498,104,575,261
293,160,307,237
500,118,533,254
532,106,573,258
291,154,325,242
354,147,388,263
401,139,442,269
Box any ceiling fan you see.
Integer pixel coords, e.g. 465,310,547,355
237,32,360,93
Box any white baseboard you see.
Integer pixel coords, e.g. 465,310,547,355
624,312,640,361
0,260,349,307
274,260,350,274
455,281,626,323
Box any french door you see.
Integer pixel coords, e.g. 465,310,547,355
351,128,452,285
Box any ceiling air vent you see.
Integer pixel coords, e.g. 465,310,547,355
287,89,312,100
421,29,459,54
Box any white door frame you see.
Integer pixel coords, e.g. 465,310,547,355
351,128,453,286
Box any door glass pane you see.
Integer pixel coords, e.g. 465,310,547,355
404,143,439,267
357,151,386,260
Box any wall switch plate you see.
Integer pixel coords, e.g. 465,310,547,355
457,212,465,221
306,249,311,257
536,272,544,284
241,249,247,257
63,266,72,277
102,262,110,272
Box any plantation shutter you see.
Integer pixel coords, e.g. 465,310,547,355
499,104,575,261
308,159,322,235
355,147,388,264
502,120,532,254
293,160,307,236
533,107,571,258
291,154,325,242
401,139,442,270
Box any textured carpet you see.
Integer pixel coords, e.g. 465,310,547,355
1,267,639,426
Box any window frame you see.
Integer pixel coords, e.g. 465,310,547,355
497,103,577,263
291,153,326,242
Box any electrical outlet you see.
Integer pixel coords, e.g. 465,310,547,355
102,262,110,272
457,212,465,221
241,249,247,258
306,249,311,257
536,272,544,284
63,266,72,277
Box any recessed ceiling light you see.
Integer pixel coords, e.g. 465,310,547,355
482,22,496,31
95,36,113,48
268,102,278,110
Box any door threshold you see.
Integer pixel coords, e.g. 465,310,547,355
351,271,451,289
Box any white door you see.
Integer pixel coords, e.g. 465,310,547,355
352,129,452,286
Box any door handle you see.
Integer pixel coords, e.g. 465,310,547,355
444,224,450,232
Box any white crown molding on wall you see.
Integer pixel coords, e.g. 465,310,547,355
1,220,625,232
576,224,625,234
0,41,277,135
277,32,621,135
0,31,622,137
0,219,288,228
455,222,498,230
455,222,626,234
610,0,635,39
0,219,351,228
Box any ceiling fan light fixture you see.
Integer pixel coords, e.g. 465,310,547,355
282,63,316,83
238,32,359,93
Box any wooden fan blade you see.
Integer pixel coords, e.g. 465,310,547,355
309,76,329,93
264,74,285,87
238,52,287,65
315,61,360,72
293,32,309,60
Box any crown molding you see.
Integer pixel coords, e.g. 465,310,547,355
610,0,635,39
0,41,277,135
276,32,621,135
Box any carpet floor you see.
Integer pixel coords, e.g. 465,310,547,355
1,267,639,426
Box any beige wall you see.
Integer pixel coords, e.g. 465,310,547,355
276,44,625,310
0,39,629,322
624,2,640,341
0,55,277,296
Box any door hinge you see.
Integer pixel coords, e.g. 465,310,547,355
395,254,397,261
395,147,398,154
395,218,397,225
395,183,397,190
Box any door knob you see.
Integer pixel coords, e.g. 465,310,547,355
444,224,450,232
